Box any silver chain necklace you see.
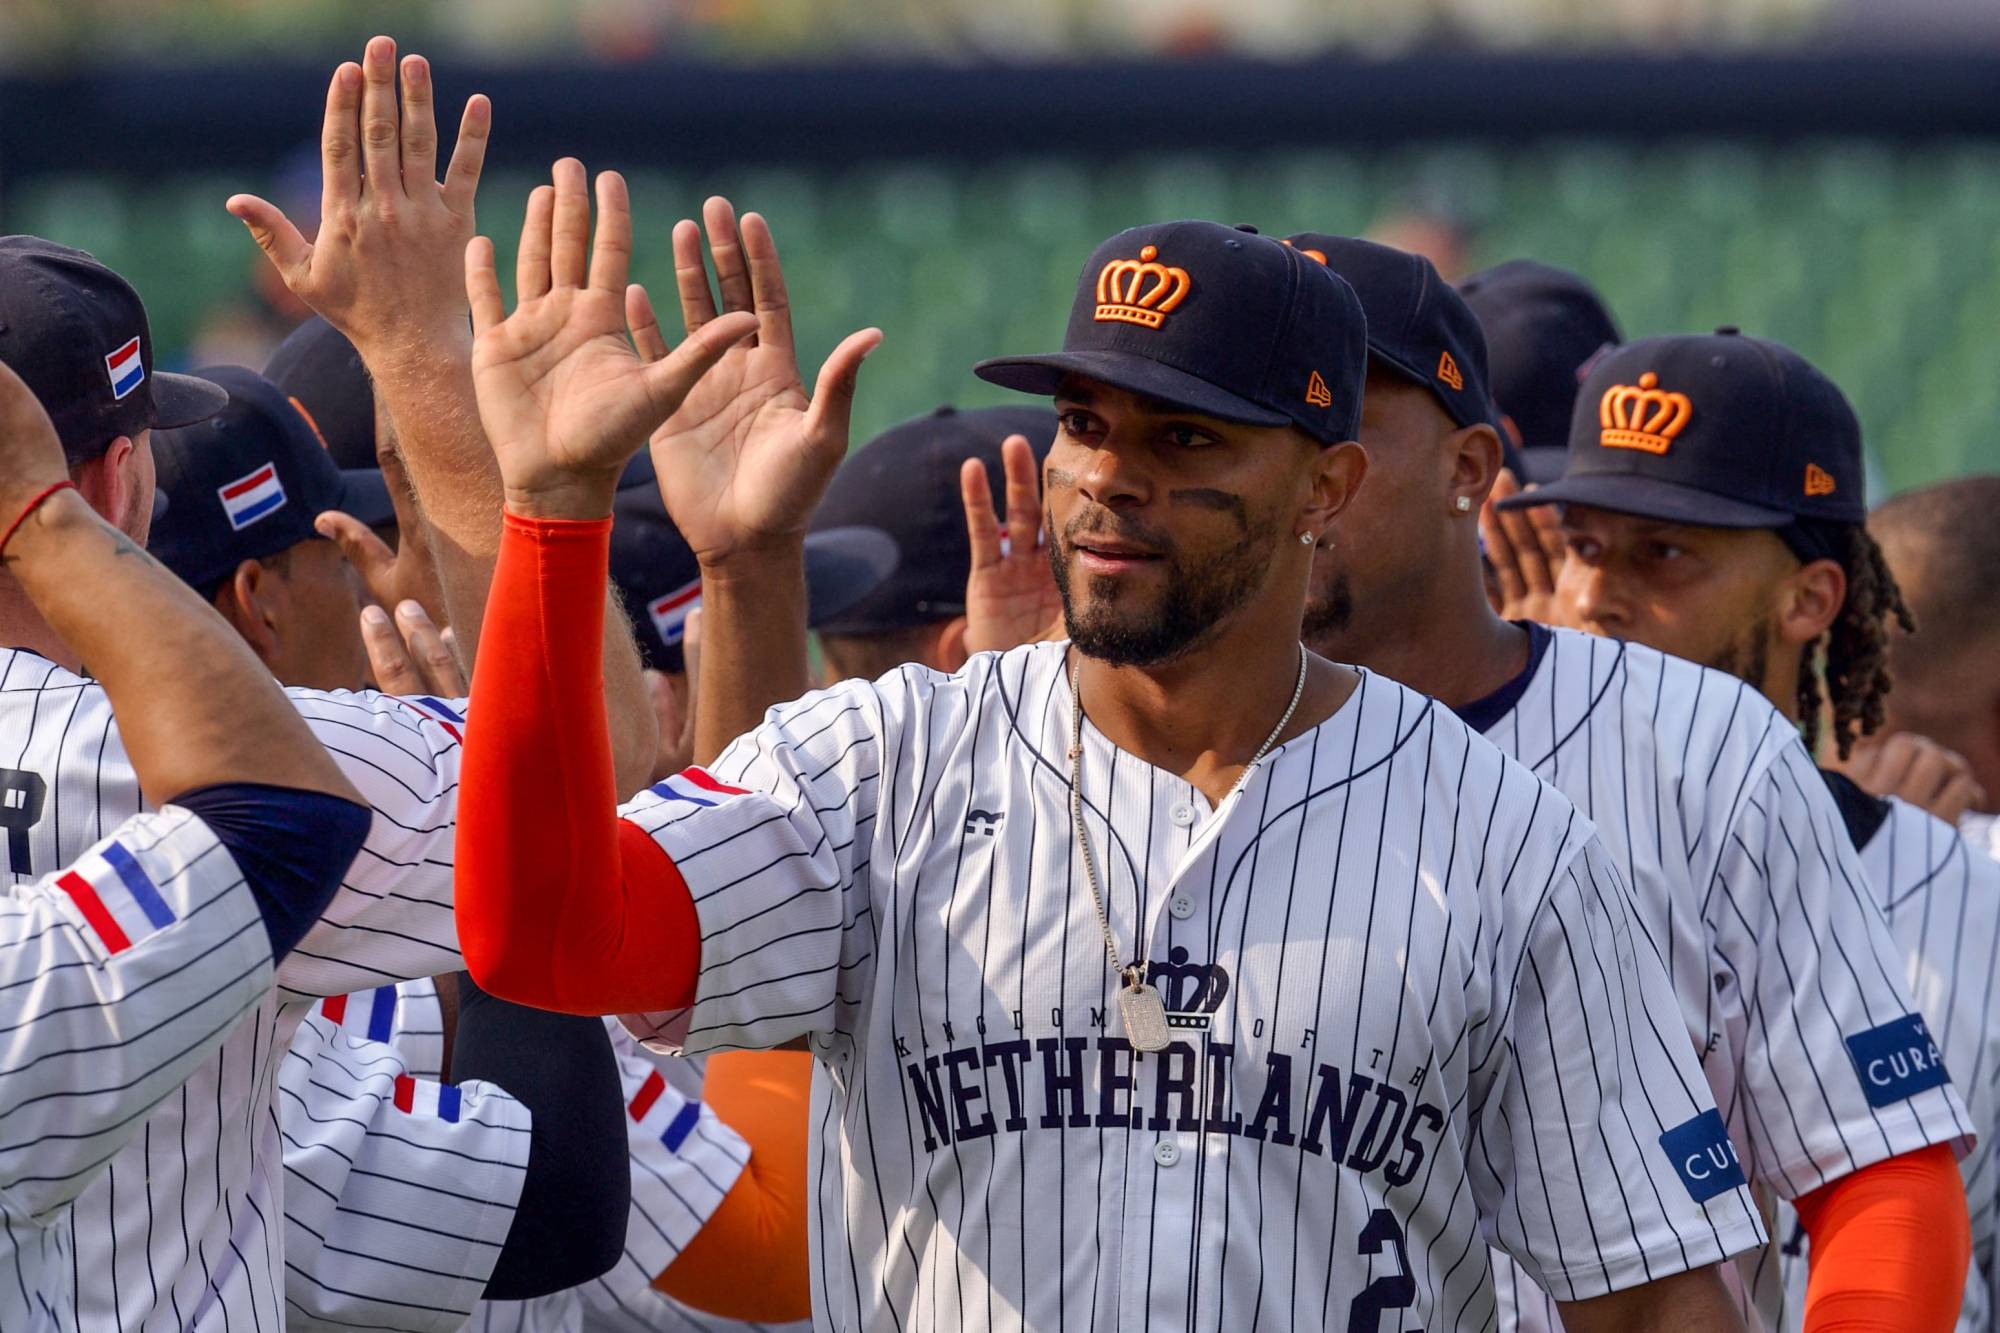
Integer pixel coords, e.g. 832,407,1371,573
1067,643,1308,1052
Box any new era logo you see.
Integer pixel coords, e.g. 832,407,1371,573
1436,349,1464,391
1805,463,1837,497
1304,370,1333,408
1659,1108,1746,1203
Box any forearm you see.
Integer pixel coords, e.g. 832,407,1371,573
7,492,355,803
1556,1266,1745,1333
694,545,813,766
1798,1145,1969,1332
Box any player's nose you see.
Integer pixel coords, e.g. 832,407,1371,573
1565,561,1626,630
1073,436,1152,510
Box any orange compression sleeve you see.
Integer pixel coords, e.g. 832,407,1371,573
1796,1144,1970,1332
652,1050,814,1321
454,511,699,1015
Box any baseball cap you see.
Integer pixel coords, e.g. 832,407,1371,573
265,316,377,472
808,404,1058,636
612,482,898,674
1458,259,1622,483
974,221,1366,446
0,236,228,464
150,366,395,594
1496,328,1867,529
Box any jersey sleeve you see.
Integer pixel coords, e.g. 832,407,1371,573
581,1026,750,1311
280,1002,531,1333
280,690,469,1000
617,676,894,1062
1714,742,1975,1198
1476,832,1767,1302
0,807,273,1224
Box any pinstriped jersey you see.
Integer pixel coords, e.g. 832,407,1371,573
1474,628,1974,1333
618,641,1764,1332
0,808,273,1333
281,994,530,1332
1963,813,2000,865
466,1025,749,1333
1772,795,2000,1331
0,651,467,1331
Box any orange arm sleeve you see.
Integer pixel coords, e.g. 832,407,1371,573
1796,1144,1970,1332
653,1051,814,1322
455,512,699,1014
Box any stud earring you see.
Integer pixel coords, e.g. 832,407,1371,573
1298,531,1315,546
1454,496,1472,513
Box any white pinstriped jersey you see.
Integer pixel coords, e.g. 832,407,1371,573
1476,628,1975,1333
619,641,1765,1332
0,808,273,1332
467,1028,749,1333
1772,794,2000,1331
283,992,530,1332
1963,813,2000,865
0,651,467,1331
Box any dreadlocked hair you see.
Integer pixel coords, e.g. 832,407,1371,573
1799,524,1914,761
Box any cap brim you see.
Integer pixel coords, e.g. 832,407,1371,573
149,372,231,431
802,526,900,628
973,351,1290,427
331,468,397,530
1495,471,1794,528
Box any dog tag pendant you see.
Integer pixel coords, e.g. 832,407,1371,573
1120,979,1172,1052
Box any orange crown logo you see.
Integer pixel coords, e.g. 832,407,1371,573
1599,372,1692,454
1095,245,1192,330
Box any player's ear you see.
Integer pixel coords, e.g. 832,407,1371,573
218,559,285,666
1302,439,1366,534
1446,423,1504,515
68,438,135,529
1775,556,1845,647
934,616,970,674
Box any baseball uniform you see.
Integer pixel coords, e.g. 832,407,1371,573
1769,790,2000,1330
0,657,468,1331
1961,812,2000,865
0,808,277,1332
614,641,1765,1331
1470,627,1975,1331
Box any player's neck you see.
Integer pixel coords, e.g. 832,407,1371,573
1073,613,1354,805
1311,568,1528,712
0,579,82,674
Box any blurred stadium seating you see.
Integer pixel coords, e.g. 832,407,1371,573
10,138,1995,492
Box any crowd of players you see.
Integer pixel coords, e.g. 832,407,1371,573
2,33,1998,1333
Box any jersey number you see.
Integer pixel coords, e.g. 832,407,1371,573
1347,1208,1420,1332
0,768,46,877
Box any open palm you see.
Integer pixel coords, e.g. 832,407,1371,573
963,434,1065,654
629,198,880,564
468,163,755,505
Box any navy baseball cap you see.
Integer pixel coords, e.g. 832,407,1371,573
1497,329,1867,529
612,482,897,673
809,404,1058,636
150,367,395,594
975,221,1366,446
0,236,228,465
265,316,376,472
1458,259,1622,483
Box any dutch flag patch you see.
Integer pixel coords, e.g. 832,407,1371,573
56,839,176,955
217,463,286,530
392,1073,462,1123
647,579,701,648
104,336,145,400
648,767,750,809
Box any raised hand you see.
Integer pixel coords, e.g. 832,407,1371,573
963,434,1064,654
0,360,67,528
628,198,881,565
227,35,490,350
1833,731,1988,824
1480,469,1568,624
466,162,757,517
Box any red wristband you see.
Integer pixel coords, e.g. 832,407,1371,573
0,480,78,558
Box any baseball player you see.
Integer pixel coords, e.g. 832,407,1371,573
807,404,1057,682
452,185,1767,1329
1493,328,2000,1330
0,359,369,1327
1293,235,1975,1332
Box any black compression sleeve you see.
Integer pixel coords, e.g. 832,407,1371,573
449,969,630,1299
168,782,371,960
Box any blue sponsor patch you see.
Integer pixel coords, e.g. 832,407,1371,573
1659,1108,1747,1203
1845,1013,1951,1108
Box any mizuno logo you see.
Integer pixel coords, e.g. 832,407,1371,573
964,809,1003,836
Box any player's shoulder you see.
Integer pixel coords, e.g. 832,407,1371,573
1959,811,2000,864
1870,795,2000,907
1552,627,1797,767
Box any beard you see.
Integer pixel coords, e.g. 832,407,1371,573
1704,616,1773,691
1300,564,1353,647
1050,507,1281,668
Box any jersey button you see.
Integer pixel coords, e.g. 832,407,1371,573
1169,802,1196,827
1152,1140,1181,1168
1168,893,1195,920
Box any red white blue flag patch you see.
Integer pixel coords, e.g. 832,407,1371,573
648,767,750,809
56,839,176,955
218,462,286,530
104,336,145,400
647,579,701,647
